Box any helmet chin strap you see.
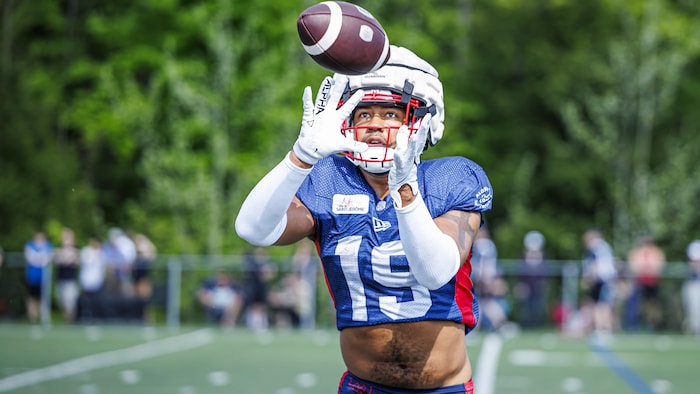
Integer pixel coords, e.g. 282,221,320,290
353,146,395,174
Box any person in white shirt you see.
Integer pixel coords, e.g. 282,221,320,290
79,237,106,321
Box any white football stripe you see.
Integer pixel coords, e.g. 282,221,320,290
474,333,503,394
370,37,390,72
304,1,342,56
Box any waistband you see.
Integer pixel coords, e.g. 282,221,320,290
339,371,474,394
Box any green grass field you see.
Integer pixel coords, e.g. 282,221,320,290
0,324,697,394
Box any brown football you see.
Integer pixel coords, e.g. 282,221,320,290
297,1,390,75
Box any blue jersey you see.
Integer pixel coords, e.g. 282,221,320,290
296,155,493,331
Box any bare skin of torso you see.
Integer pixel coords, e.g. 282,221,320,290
280,153,479,390
340,321,471,389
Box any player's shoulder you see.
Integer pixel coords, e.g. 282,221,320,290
419,156,488,178
419,156,493,212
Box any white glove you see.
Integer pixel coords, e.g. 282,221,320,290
389,114,432,206
292,74,368,165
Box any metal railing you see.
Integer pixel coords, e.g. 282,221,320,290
0,253,693,333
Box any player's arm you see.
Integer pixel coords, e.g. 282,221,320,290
275,195,316,246
394,186,481,262
434,210,482,263
264,151,316,245
234,151,312,246
394,192,478,290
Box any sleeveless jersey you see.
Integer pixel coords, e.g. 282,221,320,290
296,155,493,331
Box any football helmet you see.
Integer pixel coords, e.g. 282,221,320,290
338,45,445,173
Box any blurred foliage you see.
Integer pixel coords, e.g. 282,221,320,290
1,0,699,261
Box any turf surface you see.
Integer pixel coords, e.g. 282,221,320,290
0,324,696,393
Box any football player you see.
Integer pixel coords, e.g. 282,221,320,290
236,45,493,394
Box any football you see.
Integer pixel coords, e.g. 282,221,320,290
297,1,390,75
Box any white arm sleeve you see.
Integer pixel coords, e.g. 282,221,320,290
395,192,461,290
235,152,312,246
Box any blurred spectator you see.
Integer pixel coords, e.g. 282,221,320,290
471,226,510,331
681,240,700,335
292,239,317,330
580,229,618,335
24,230,54,324
133,233,156,302
79,237,107,321
242,247,274,331
103,227,137,298
625,235,666,331
269,273,302,329
54,228,81,323
514,231,548,328
198,271,243,327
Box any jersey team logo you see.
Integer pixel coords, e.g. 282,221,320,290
332,194,370,214
475,186,493,210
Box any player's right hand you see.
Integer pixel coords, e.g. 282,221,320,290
388,114,431,205
292,74,368,165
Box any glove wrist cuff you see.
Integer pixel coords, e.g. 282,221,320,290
293,140,319,165
390,181,419,208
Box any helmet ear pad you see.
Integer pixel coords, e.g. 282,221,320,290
411,105,440,149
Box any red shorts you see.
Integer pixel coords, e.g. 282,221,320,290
338,371,474,394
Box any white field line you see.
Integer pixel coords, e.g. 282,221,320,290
0,328,214,392
474,333,503,394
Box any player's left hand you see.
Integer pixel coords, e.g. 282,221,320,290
389,114,431,206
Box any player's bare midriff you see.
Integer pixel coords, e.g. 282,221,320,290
339,320,472,389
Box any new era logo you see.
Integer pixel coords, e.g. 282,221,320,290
373,217,391,232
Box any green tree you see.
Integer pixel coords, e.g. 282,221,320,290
0,0,100,247
58,0,319,254
561,0,700,254
459,0,700,258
